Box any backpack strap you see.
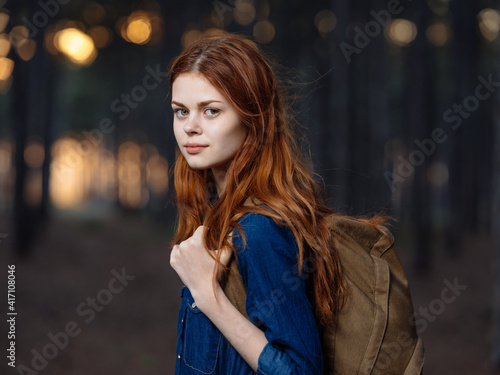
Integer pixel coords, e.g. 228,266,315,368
221,255,249,321
220,196,257,320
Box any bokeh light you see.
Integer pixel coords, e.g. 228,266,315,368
24,140,45,169
17,38,37,61
55,28,97,66
9,25,29,47
127,16,152,45
478,8,500,42
83,2,107,25
0,140,12,174
315,10,337,34
385,19,418,46
0,33,10,57
146,154,169,195
120,11,155,45
254,20,275,44
148,12,164,45
427,161,449,187
0,56,14,81
234,0,256,26
44,27,59,55
181,29,203,49
426,21,450,46
50,137,86,209
88,25,113,49
0,11,9,33
118,141,147,209
204,28,225,37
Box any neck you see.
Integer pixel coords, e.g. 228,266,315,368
211,166,227,197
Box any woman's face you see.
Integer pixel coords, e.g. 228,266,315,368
172,72,247,179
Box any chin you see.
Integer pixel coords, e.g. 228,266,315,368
185,160,210,170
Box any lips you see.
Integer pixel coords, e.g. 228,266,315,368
185,143,208,154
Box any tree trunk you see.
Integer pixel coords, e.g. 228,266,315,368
490,25,500,369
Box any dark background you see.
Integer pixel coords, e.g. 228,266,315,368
0,0,499,374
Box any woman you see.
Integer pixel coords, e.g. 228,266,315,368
169,33,378,374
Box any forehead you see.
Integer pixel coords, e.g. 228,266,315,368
172,72,226,103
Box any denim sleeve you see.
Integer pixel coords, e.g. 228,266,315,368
233,213,324,375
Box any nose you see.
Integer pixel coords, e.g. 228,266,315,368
183,114,202,135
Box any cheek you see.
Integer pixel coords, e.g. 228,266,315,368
232,126,247,149
217,128,245,151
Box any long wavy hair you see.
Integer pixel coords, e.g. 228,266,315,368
169,33,386,326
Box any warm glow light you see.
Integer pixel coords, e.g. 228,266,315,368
204,28,225,37
181,29,202,49
83,2,106,25
0,12,9,34
88,25,113,49
0,33,10,57
148,13,164,45
118,17,130,42
118,141,146,209
0,57,14,81
0,140,12,174
147,154,169,195
234,1,256,26
478,8,500,42
315,10,337,34
55,28,97,66
50,137,86,208
9,25,29,47
426,22,450,46
126,12,152,45
386,19,417,46
17,39,37,61
427,161,449,187
44,25,59,55
24,141,45,168
254,20,275,44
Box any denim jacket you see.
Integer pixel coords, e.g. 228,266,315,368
175,213,324,374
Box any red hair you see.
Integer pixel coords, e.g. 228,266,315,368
169,33,386,325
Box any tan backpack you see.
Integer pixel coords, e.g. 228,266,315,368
222,212,424,374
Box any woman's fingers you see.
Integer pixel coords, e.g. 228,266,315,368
217,247,233,266
170,225,235,287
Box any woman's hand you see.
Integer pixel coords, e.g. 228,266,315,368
170,226,232,301
172,225,269,372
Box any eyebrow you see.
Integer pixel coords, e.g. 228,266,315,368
171,100,223,107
